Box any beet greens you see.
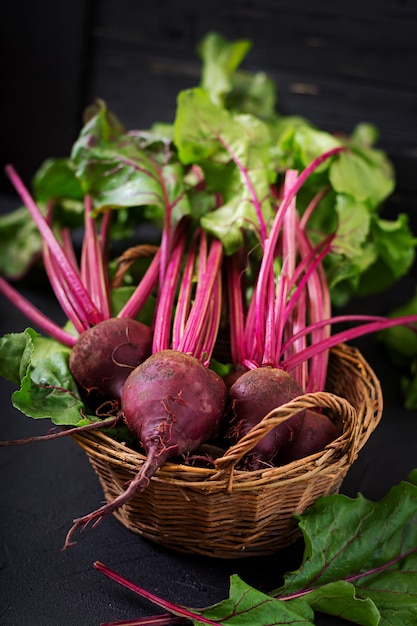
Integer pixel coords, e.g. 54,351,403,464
1,165,160,344
223,151,417,467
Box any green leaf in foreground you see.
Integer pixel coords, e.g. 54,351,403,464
206,480,417,625
273,479,417,625
198,479,417,625
96,477,417,625
0,328,93,426
301,581,380,626
200,575,314,625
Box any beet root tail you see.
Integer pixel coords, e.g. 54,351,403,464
62,452,163,549
0,415,119,447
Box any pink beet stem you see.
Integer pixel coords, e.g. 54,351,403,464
152,230,187,353
177,237,223,358
80,196,111,319
0,276,76,347
171,231,199,347
94,561,221,625
5,164,102,327
101,615,184,625
282,313,417,373
41,243,90,334
253,149,345,347
226,252,246,365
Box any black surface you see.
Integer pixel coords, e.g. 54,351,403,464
1,2,417,624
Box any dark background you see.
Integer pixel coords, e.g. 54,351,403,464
1,1,417,625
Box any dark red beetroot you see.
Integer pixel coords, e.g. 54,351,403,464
278,409,343,465
69,318,153,403
122,350,227,468
63,349,227,548
228,366,305,471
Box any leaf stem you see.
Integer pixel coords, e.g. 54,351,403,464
5,164,102,327
0,276,76,346
276,545,417,601
94,561,221,626
281,313,417,372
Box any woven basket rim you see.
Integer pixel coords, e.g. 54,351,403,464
71,343,383,491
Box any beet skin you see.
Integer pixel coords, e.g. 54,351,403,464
69,317,153,403
228,366,305,471
122,349,227,465
64,349,227,548
278,409,342,464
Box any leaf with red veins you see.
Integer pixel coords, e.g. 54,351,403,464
273,480,417,625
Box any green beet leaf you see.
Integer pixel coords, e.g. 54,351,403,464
196,479,417,625
0,207,42,279
1,328,94,426
33,157,84,208
71,99,190,222
353,213,417,297
379,288,417,365
298,581,380,626
0,158,84,280
329,149,394,208
227,68,277,120
368,213,416,281
0,329,37,385
332,194,371,259
401,371,417,411
286,126,343,171
174,87,273,253
198,575,314,625
378,289,417,409
272,480,417,625
198,31,252,106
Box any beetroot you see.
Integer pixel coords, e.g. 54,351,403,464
278,409,342,464
228,367,305,470
123,350,227,464
63,349,227,548
69,318,153,403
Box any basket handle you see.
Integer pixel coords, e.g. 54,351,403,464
111,244,159,288
214,391,357,475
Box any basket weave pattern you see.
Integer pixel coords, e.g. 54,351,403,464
71,343,382,558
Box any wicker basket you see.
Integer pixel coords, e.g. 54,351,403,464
71,343,383,558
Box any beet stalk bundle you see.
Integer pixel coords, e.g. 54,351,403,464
63,222,228,547
225,154,417,469
0,166,160,404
